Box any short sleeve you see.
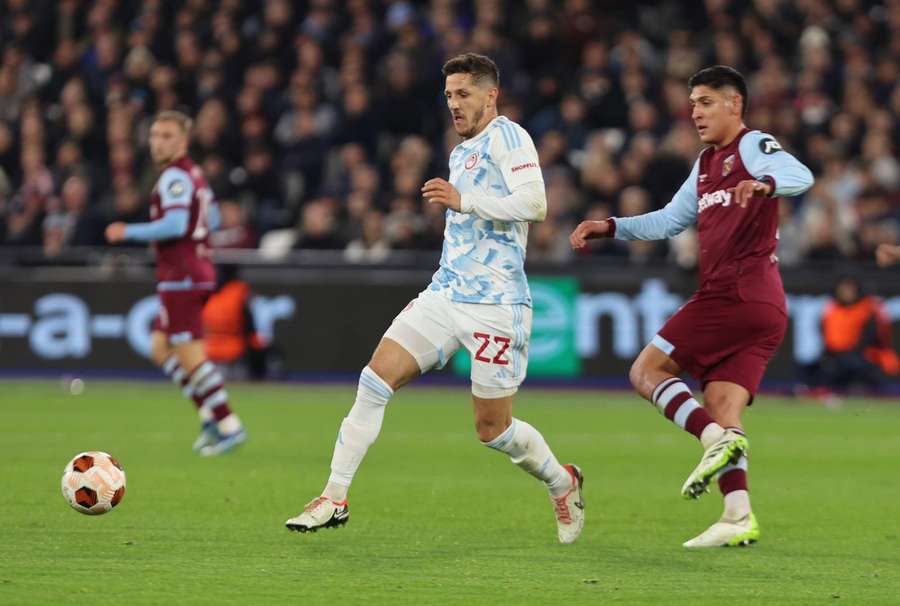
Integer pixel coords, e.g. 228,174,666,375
158,167,195,209
494,123,544,191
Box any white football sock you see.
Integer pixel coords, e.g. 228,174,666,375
217,413,242,435
723,489,752,521
483,418,572,498
323,366,393,501
700,424,726,449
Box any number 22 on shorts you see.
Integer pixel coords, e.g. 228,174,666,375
473,332,510,365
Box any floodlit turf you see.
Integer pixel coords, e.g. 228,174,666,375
2,380,899,605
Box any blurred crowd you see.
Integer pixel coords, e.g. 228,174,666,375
0,0,898,266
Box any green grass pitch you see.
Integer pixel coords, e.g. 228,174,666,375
2,380,898,605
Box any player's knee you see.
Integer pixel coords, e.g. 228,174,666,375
628,361,643,391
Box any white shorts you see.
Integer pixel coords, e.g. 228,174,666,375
383,288,532,396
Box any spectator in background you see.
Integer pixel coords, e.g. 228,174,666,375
813,276,899,397
0,0,897,268
59,174,105,246
202,264,271,380
344,209,390,263
294,197,343,250
210,200,258,249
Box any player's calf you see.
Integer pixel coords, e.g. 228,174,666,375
651,377,725,445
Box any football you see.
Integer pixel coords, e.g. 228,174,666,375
61,451,127,515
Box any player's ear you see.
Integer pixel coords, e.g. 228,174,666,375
732,92,743,117
488,86,499,109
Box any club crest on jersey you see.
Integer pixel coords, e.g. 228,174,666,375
168,179,186,196
722,154,735,177
465,152,479,170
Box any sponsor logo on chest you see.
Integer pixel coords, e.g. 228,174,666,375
697,189,733,213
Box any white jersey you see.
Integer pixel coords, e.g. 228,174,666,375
429,116,543,306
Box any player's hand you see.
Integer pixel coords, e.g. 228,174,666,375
569,220,610,249
105,222,127,243
727,179,771,208
421,178,461,212
876,243,900,267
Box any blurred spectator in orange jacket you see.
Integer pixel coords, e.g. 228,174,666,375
202,264,269,379
816,275,899,394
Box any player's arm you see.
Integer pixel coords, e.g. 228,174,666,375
570,159,699,248
421,178,546,223
732,131,815,207
107,167,195,243
460,180,546,222
106,209,190,243
208,200,221,232
422,126,547,222
876,243,900,267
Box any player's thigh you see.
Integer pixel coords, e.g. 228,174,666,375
173,339,207,374
379,290,462,387
368,336,422,391
700,303,787,402
159,288,209,346
455,302,531,397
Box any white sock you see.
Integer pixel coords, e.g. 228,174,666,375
217,413,241,435
723,489,751,521
483,418,572,498
323,366,393,501
162,356,214,423
700,424,726,449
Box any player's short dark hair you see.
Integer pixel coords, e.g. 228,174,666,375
153,110,193,134
689,66,749,117
442,53,499,88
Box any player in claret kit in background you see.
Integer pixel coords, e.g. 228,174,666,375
570,66,814,548
106,110,246,456
285,53,584,544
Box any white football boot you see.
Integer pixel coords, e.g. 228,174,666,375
681,429,748,499
198,427,247,456
191,421,218,453
285,496,350,533
683,513,760,548
551,464,585,544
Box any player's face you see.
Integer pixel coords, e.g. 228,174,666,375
445,73,498,139
689,85,743,146
149,120,188,166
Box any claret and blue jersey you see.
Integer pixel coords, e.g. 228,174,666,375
429,116,543,306
612,128,814,309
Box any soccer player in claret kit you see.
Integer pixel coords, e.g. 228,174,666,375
571,66,814,547
106,111,246,456
285,53,585,543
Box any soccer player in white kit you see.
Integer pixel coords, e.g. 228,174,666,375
285,53,584,544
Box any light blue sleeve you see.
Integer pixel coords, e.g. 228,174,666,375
158,167,195,208
614,158,699,241
123,208,189,242
208,201,221,231
738,131,814,196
